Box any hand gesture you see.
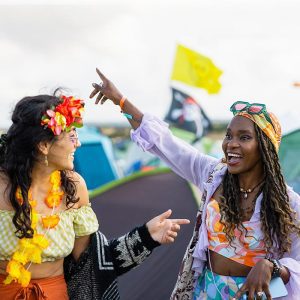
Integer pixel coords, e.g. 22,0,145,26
90,68,123,105
233,259,273,300
146,209,190,244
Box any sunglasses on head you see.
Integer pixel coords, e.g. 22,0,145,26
230,101,274,127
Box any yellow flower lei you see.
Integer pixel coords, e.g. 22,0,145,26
4,170,64,287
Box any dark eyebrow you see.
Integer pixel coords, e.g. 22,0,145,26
238,129,253,134
226,128,253,134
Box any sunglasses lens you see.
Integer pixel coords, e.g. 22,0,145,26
249,105,263,113
234,103,247,111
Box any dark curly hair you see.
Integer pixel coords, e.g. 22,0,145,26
218,123,300,257
0,94,79,239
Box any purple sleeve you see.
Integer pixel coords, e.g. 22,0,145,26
130,113,218,192
278,188,300,299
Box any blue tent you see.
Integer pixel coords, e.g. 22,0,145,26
74,126,120,190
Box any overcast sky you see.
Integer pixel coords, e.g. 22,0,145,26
1,0,300,133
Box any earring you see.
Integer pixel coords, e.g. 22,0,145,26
44,155,48,167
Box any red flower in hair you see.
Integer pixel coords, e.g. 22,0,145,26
41,95,85,135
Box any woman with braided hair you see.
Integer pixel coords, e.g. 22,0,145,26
90,68,300,300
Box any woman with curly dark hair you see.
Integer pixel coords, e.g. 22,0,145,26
90,68,300,300
0,93,189,299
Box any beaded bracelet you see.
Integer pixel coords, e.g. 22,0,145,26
267,258,282,278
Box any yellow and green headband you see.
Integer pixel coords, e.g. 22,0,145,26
230,101,281,152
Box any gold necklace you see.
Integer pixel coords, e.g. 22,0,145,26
240,179,264,199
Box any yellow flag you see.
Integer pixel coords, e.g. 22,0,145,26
171,44,222,94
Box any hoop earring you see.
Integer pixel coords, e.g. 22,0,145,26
44,155,48,167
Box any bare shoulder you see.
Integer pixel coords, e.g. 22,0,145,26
0,171,13,210
65,171,89,208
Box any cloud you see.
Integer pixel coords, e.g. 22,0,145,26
0,0,300,133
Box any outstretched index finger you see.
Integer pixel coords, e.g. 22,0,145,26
171,219,190,225
96,68,107,81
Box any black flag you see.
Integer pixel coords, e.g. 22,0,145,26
165,88,212,140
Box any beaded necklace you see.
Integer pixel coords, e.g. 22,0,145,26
239,179,264,199
3,170,64,287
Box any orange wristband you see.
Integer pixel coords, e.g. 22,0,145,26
119,96,126,111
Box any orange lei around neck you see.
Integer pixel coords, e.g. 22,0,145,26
4,170,64,287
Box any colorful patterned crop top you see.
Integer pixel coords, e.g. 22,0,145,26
206,198,266,267
0,204,99,262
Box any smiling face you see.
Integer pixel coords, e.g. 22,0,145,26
222,116,263,176
47,128,81,171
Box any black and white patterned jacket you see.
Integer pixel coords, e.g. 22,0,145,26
64,225,160,300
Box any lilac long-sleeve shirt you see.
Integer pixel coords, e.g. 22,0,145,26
131,113,300,299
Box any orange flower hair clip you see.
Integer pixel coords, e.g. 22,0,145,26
41,95,85,135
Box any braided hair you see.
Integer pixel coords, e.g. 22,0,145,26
218,123,300,257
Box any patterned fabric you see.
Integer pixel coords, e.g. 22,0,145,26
170,200,205,299
0,204,98,262
193,269,246,300
206,199,266,267
64,224,160,300
235,111,282,152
